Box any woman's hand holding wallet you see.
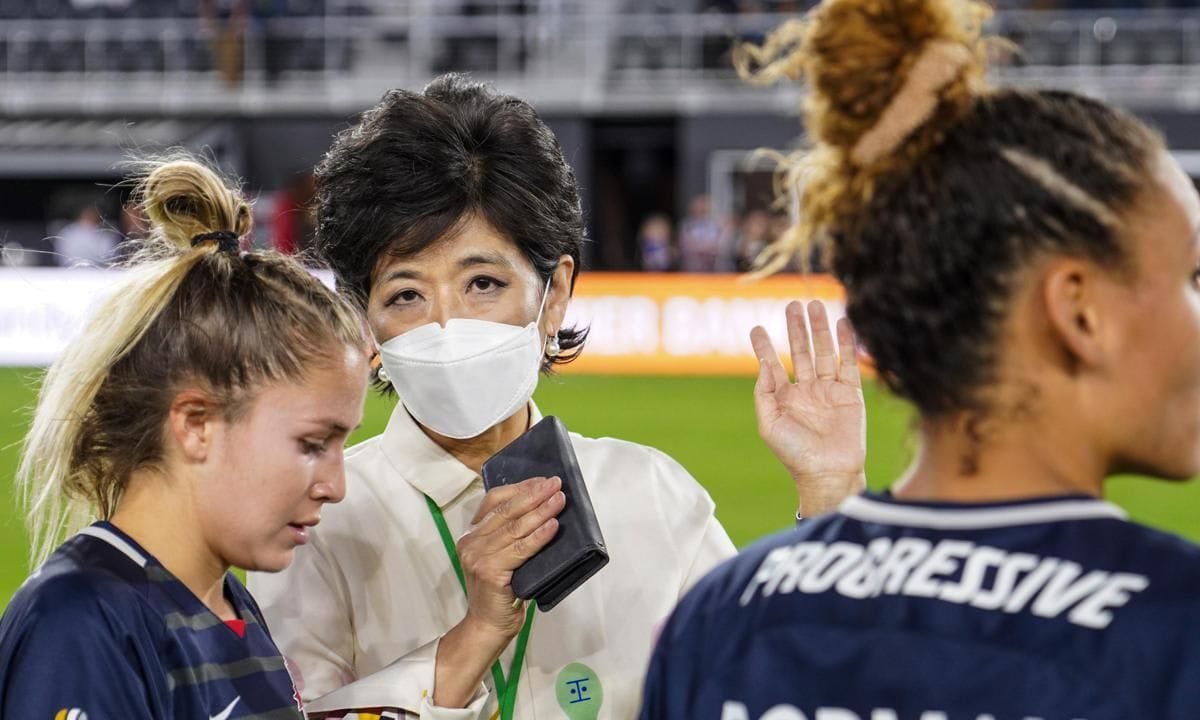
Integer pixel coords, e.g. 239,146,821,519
434,476,564,707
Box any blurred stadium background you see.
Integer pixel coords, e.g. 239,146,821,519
3,0,1200,607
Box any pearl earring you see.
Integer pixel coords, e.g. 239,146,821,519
545,334,561,358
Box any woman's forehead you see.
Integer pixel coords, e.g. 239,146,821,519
372,216,537,281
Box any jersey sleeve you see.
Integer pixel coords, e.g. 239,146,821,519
0,575,159,718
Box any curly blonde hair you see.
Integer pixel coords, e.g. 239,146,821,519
735,0,992,276
735,0,1161,416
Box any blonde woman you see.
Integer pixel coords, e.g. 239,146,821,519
0,158,371,718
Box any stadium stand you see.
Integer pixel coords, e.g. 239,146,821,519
0,1,1195,112
0,0,1198,270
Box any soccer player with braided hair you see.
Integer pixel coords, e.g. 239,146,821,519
0,157,371,718
641,0,1200,717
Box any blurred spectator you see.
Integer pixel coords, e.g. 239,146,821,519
119,201,148,243
201,0,249,86
271,172,316,259
769,211,808,273
252,0,291,85
638,213,676,271
732,208,772,272
54,206,118,268
109,200,150,264
678,194,727,272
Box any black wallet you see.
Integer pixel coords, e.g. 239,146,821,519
481,416,609,611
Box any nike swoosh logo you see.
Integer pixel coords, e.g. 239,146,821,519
210,696,240,720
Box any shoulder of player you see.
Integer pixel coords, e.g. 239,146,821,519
680,514,851,605
1105,519,1200,590
4,556,155,644
660,526,814,640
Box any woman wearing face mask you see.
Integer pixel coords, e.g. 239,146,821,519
249,74,866,719
0,158,370,717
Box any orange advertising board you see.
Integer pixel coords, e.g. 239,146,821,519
560,273,847,376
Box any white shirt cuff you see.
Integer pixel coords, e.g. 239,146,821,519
419,690,490,720
303,636,490,717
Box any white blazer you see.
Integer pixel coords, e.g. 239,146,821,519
250,402,736,719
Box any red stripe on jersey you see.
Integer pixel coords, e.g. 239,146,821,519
224,619,247,638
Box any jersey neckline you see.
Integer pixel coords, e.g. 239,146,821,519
81,520,250,636
839,492,1127,530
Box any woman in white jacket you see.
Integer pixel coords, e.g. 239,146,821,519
248,73,867,720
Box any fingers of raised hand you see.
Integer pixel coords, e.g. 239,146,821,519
836,316,862,387
807,300,838,380
786,300,814,382
751,325,788,394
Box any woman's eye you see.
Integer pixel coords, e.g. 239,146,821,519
1192,267,1200,289
301,440,327,456
389,289,422,306
469,276,506,292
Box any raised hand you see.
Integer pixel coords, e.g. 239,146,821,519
751,300,867,517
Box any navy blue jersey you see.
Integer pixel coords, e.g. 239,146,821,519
0,522,304,719
642,492,1200,720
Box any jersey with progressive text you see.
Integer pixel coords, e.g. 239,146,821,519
641,492,1200,720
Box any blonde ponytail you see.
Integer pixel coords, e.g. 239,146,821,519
18,254,205,566
18,157,365,568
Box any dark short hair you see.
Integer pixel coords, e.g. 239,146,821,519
314,73,588,368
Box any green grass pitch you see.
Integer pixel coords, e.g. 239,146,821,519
2,367,1199,608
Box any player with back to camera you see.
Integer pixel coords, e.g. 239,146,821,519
248,73,870,719
0,157,371,718
640,0,1200,718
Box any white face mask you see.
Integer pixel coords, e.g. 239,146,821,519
377,280,552,440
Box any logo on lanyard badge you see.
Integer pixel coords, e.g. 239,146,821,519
555,662,603,719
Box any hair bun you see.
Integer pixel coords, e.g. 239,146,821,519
189,230,242,254
736,0,994,277
849,39,975,166
137,159,252,252
737,0,991,158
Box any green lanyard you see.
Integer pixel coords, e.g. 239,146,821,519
425,495,535,720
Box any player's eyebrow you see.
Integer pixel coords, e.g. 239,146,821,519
304,419,361,434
